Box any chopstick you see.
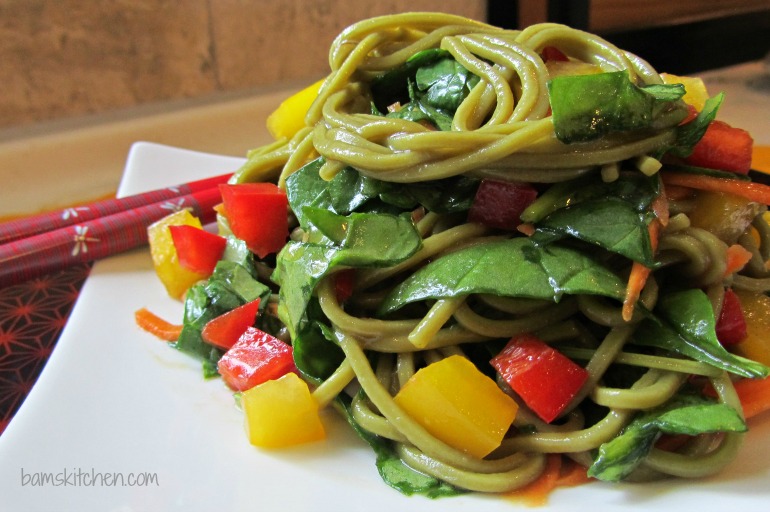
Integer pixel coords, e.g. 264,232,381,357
0,180,227,288
0,172,232,244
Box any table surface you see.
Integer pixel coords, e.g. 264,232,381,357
1,60,769,435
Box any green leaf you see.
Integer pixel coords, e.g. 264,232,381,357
415,57,478,111
537,198,654,265
286,158,479,226
284,158,332,228
274,211,422,337
633,289,770,378
588,393,746,482
521,172,659,224
641,83,686,102
292,319,345,384
174,257,272,376
370,48,451,112
378,238,625,315
667,92,724,158
548,71,685,143
173,324,224,378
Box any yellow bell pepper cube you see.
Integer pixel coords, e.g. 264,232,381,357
242,372,326,449
394,355,518,458
661,73,709,112
733,290,770,366
687,190,762,245
266,78,325,140
147,209,208,300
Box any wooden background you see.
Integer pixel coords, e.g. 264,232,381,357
0,0,486,131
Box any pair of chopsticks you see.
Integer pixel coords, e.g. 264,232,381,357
0,172,232,288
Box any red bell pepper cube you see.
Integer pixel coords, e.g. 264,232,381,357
468,179,538,231
684,120,754,175
217,326,295,392
541,46,569,62
334,269,356,303
219,183,289,258
202,298,261,350
716,288,748,346
490,334,589,423
169,224,227,275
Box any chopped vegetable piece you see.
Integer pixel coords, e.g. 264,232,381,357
334,269,356,303
219,183,289,259
491,334,589,423
242,372,326,448
661,172,770,205
730,376,770,419
623,218,661,321
134,308,182,341
660,73,709,111
687,190,762,244
733,290,770,366
541,46,569,62
723,244,753,277
147,209,208,299
394,355,518,458
169,225,227,276
683,120,754,174
266,78,325,140
716,289,747,346
217,326,295,391
201,298,261,350
467,179,538,231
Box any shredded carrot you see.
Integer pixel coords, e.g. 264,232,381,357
506,454,592,506
661,172,770,205
622,187,667,322
134,307,183,341
724,244,753,277
733,376,770,420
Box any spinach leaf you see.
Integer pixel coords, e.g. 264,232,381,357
285,158,332,228
548,71,685,143
285,157,478,223
521,172,659,224
415,57,479,111
633,289,770,378
666,92,724,158
292,318,345,384
536,198,654,265
370,48,451,112
173,258,272,377
386,91,455,131
588,393,746,482
378,238,626,315
274,210,422,337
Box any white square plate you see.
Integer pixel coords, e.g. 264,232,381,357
1,142,768,512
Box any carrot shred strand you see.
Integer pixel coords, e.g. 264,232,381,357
661,172,770,205
134,307,183,341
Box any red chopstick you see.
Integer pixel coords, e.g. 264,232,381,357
0,172,232,245
0,187,223,288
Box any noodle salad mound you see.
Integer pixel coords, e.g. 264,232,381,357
136,12,770,498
